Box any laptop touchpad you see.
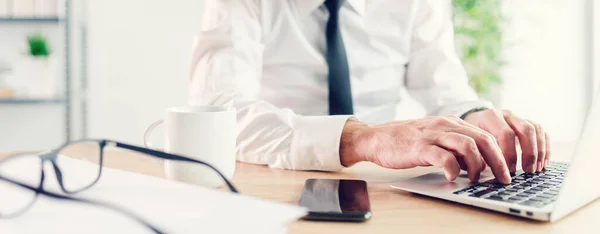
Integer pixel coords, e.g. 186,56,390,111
391,170,495,193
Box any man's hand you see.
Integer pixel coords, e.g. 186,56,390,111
340,116,512,184
462,109,551,174
339,110,551,184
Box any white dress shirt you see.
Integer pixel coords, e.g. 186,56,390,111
189,0,491,171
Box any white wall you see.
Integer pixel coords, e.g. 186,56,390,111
594,0,600,96
501,0,590,142
87,0,204,146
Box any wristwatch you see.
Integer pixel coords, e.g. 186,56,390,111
460,107,489,120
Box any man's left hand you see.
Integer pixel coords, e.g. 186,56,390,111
463,109,551,174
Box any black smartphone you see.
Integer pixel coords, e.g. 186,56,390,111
298,179,371,222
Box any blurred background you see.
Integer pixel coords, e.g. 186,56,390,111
0,0,598,152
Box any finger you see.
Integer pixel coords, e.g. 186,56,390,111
482,110,519,173
494,126,518,174
456,158,487,173
544,132,552,167
442,116,494,171
456,111,518,173
527,120,546,172
444,119,511,184
504,113,538,173
423,146,461,181
434,132,484,182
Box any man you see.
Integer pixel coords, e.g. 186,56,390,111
189,0,550,184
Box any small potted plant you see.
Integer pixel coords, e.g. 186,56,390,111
18,33,57,98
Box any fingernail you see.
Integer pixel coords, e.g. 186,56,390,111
473,173,481,182
445,172,456,182
469,175,477,183
504,171,512,184
538,161,543,172
510,162,517,173
528,164,537,174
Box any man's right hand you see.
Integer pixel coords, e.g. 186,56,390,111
339,116,512,184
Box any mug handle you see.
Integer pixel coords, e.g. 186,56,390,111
144,119,164,150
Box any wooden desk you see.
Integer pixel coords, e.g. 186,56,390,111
2,143,599,234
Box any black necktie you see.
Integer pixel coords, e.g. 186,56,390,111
325,0,354,115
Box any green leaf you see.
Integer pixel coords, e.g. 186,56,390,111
27,33,51,57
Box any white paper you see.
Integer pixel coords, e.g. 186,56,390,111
0,155,307,234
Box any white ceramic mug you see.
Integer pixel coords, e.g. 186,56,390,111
143,106,236,188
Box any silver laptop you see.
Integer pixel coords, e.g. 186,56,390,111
391,95,600,221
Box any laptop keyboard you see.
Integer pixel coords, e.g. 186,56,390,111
453,161,569,208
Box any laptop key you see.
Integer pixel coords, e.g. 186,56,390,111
515,193,530,198
535,194,552,200
523,190,538,195
507,197,522,203
483,186,500,191
498,192,514,197
510,181,522,186
531,178,545,183
530,187,544,192
453,188,470,195
491,184,509,188
486,195,507,201
469,189,497,197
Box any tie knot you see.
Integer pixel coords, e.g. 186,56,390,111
324,0,344,13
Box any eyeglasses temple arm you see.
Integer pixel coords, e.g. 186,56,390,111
113,142,239,193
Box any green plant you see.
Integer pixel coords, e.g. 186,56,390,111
27,33,51,57
452,0,504,96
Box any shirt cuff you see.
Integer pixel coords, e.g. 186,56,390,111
289,115,354,171
436,100,494,117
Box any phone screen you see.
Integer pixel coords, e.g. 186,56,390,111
298,179,371,221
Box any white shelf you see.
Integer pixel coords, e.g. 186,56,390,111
0,17,63,23
0,98,65,104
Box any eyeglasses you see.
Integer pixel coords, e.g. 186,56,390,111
0,139,239,234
